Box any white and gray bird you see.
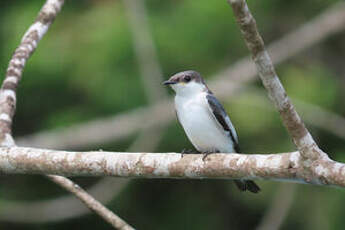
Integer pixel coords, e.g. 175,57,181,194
163,70,260,193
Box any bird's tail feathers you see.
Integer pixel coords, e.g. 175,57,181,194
234,179,260,193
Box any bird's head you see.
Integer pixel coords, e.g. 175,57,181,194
163,70,209,96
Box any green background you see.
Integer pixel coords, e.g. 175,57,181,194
0,0,344,229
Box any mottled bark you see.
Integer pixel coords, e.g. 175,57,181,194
0,0,64,146
0,147,344,187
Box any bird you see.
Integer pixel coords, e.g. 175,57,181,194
163,70,260,193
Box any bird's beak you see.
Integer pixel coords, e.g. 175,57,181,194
162,80,177,86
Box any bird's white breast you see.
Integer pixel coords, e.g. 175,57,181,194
175,92,235,153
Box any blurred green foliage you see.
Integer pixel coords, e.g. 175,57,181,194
0,0,345,229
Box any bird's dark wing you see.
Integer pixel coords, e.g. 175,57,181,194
206,94,240,153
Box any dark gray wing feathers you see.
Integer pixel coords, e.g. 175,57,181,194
206,94,240,153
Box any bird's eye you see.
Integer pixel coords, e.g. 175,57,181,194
184,75,191,82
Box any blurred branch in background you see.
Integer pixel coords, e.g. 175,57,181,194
296,101,345,141
123,0,168,151
17,102,173,148
123,0,166,104
0,0,134,228
16,1,345,150
256,184,297,230
237,87,345,141
0,178,128,223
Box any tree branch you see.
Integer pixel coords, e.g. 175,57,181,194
228,0,325,161
0,0,64,146
47,175,134,230
1,147,345,187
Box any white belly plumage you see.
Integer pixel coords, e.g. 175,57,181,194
175,93,235,153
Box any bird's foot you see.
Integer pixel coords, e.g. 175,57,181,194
201,150,219,161
181,149,196,158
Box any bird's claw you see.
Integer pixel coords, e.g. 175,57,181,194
202,152,212,161
181,149,195,158
201,150,219,161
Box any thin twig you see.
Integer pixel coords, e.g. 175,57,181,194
47,175,135,230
